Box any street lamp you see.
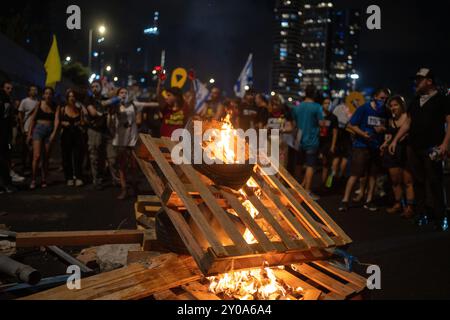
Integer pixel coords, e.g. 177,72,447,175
98,25,106,35
88,25,107,72
350,73,360,91
209,78,215,84
106,65,112,72
65,56,72,62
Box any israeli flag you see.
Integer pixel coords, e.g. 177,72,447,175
194,79,210,114
234,54,253,98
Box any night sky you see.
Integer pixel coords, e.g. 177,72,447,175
3,0,450,96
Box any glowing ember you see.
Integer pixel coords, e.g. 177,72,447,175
207,267,304,300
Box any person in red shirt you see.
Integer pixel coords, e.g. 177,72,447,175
154,68,191,138
158,86,189,138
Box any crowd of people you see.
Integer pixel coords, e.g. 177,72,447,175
1,67,449,231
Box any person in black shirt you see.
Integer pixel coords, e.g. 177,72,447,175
390,68,450,231
319,98,338,188
255,93,270,129
0,81,15,193
380,96,414,218
237,89,259,131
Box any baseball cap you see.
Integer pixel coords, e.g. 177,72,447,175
414,67,435,81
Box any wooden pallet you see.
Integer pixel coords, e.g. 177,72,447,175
147,256,367,301
135,135,352,276
23,253,367,301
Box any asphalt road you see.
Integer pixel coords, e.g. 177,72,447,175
1,165,450,300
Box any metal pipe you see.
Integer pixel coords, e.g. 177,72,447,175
0,254,41,285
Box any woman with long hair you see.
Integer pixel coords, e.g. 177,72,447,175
27,87,60,189
380,95,414,218
109,87,158,200
60,90,85,187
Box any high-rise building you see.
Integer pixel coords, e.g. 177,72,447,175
272,0,303,100
299,1,333,92
271,1,362,98
328,9,362,93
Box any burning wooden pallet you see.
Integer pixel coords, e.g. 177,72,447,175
151,261,367,301
22,253,367,301
135,134,352,276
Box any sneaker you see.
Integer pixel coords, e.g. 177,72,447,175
338,201,349,212
416,215,429,227
75,179,84,187
433,218,448,232
10,170,25,183
67,180,75,187
29,181,37,190
364,202,378,212
4,186,17,194
308,192,320,201
387,204,402,215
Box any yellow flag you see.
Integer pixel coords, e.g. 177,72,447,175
44,35,62,88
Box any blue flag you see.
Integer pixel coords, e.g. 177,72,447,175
234,54,253,98
194,79,210,114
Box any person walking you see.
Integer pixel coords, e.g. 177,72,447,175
290,85,324,200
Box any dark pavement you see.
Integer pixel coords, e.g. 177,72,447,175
1,166,450,300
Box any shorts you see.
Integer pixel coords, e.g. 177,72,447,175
382,143,407,169
297,147,319,168
32,123,53,144
319,143,334,166
350,148,382,177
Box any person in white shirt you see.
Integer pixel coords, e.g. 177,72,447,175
18,85,39,172
109,87,158,200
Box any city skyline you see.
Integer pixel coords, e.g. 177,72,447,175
1,0,449,97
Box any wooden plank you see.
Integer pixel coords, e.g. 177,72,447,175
220,189,277,253
312,261,367,289
303,289,323,300
205,247,331,276
16,230,144,248
137,195,161,203
252,174,318,249
272,269,317,292
134,152,165,198
140,134,228,257
246,193,299,251
258,169,335,247
163,206,210,274
22,254,203,300
181,281,221,300
277,166,352,244
291,264,355,297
